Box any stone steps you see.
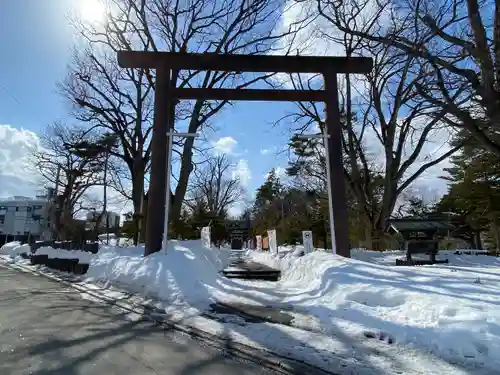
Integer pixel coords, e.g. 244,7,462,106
222,250,280,281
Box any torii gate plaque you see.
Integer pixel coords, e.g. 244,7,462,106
117,51,373,257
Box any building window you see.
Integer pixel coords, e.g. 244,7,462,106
0,220,4,225
34,205,42,210
27,207,32,212
15,207,19,211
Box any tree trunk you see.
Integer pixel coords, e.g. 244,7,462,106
474,231,482,249
171,101,204,222
141,191,148,245
364,216,373,250
140,187,174,246
322,220,328,251
103,151,109,244
131,157,145,245
493,220,500,251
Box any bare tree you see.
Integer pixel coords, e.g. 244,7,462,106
316,0,500,155
61,0,307,253
284,8,462,248
59,46,153,244
31,123,106,239
186,154,245,216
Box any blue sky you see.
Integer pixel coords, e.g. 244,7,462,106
0,1,76,130
0,0,451,217
0,0,297,207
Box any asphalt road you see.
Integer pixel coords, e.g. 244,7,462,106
0,266,272,375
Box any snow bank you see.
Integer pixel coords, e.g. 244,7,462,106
34,246,95,264
245,250,281,268
86,240,232,311
0,242,30,256
245,247,304,269
223,247,500,370
273,251,500,370
351,248,500,268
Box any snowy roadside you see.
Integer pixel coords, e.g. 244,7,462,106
1,241,498,374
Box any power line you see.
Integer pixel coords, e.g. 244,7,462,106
0,82,21,106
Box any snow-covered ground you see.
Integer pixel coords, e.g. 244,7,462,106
0,241,30,257
1,240,499,374
247,248,500,366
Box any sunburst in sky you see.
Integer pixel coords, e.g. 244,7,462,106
78,0,107,24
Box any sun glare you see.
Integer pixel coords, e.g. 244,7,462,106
79,0,107,24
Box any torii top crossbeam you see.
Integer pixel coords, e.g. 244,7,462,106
118,51,373,74
117,52,373,102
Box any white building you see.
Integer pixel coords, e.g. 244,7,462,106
0,194,51,238
86,211,121,230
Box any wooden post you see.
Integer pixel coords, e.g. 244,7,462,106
324,71,350,257
145,67,171,255
405,240,412,265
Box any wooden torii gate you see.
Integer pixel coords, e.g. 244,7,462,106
117,51,373,257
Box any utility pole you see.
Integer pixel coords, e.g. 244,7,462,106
50,165,61,240
99,133,118,245
104,148,110,245
162,131,199,253
279,190,285,247
297,129,337,254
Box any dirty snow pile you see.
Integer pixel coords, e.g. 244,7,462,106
85,240,232,314
34,246,94,264
0,242,97,263
0,241,30,257
244,247,303,270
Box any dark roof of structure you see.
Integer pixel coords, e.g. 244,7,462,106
387,218,455,233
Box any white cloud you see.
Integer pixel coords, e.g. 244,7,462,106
277,0,389,57
276,167,286,177
260,145,288,156
0,124,42,197
272,0,390,94
263,166,286,179
0,124,130,216
232,159,252,187
84,185,133,217
212,136,238,154
228,204,244,218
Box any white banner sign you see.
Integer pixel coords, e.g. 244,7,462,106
267,229,277,254
201,226,211,248
256,235,262,250
302,230,314,254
